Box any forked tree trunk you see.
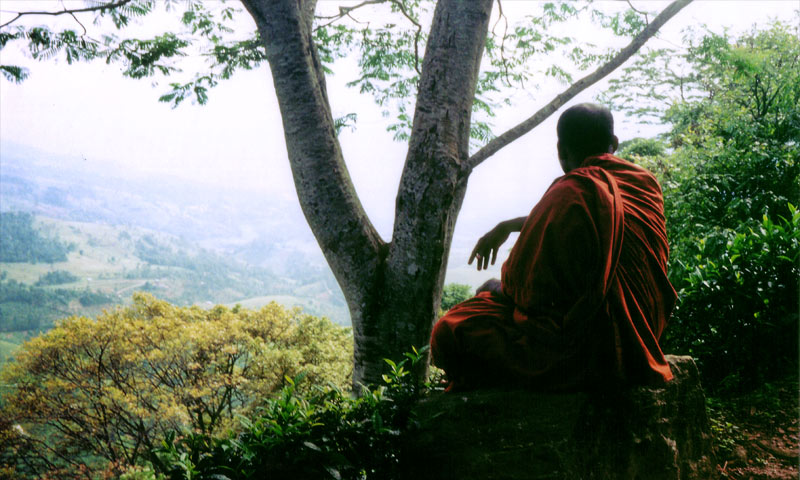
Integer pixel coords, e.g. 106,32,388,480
243,0,492,386
372,0,493,381
242,0,690,387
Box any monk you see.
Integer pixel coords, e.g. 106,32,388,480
431,103,676,392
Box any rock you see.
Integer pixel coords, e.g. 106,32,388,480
732,444,748,465
401,355,714,480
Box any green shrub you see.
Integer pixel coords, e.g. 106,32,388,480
150,348,429,480
441,283,473,312
663,207,799,389
0,294,353,478
34,270,78,286
611,24,800,391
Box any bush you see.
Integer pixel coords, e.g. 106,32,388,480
150,348,429,480
663,208,799,389
0,294,353,478
610,23,800,391
34,270,78,286
440,283,473,312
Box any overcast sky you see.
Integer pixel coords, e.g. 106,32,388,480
1,1,797,280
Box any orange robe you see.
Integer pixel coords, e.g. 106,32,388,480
431,154,676,391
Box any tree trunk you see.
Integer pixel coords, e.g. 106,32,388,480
243,0,493,386
361,0,494,383
242,0,385,367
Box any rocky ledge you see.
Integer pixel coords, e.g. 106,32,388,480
401,355,714,480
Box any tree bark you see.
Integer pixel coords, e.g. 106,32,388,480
242,0,386,378
376,0,494,381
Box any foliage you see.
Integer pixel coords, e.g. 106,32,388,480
34,269,78,286
149,347,429,480
666,210,799,388
0,293,353,478
0,278,76,332
706,375,798,464
1,1,656,147
313,1,656,146
77,288,117,306
610,23,800,390
0,212,74,263
131,234,294,307
440,283,472,312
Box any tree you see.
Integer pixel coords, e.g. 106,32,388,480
440,283,472,312
0,212,73,263
0,0,692,385
0,293,352,477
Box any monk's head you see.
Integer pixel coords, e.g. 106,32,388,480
556,103,619,172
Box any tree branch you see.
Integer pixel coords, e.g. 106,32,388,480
0,0,133,29
625,0,650,24
388,0,423,74
68,11,88,37
313,0,384,30
466,0,693,171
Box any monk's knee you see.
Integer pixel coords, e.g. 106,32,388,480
430,316,458,369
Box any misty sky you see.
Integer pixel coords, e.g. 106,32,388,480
1,1,796,283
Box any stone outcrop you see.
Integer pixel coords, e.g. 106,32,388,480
401,355,714,479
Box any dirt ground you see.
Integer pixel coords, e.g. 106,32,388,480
714,377,799,480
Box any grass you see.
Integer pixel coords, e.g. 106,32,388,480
0,339,19,362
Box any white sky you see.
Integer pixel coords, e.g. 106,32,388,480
1,1,798,280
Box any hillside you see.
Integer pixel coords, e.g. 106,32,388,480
0,143,354,359
0,142,487,362
0,213,350,361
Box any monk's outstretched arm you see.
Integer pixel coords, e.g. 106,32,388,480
469,216,527,270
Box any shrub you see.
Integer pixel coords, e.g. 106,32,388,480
440,283,473,312
34,270,78,286
150,348,429,480
0,294,353,478
663,207,799,389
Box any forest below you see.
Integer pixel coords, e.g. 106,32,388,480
0,4,798,480
0,210,349,360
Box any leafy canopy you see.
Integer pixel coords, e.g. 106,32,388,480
0,293,352,478
1,0,659,146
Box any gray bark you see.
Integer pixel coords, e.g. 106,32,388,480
242,0,385,357
378,0,494,379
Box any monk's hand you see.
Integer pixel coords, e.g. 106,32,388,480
468,222,512,271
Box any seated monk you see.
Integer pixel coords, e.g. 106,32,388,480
431,103,676,392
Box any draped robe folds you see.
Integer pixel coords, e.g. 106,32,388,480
431,154,676,391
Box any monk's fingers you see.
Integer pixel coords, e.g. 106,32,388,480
468,240,487,265
468,247,479,265
470,252,479,268
491,247,498,265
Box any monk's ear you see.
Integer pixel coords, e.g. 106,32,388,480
557,141,565,160
609,135,619,154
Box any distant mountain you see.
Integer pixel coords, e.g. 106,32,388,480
0,141,498,334
0,142,350,325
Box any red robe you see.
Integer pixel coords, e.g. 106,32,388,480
431,154,676,391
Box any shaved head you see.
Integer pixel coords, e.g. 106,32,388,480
556,103,617,171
